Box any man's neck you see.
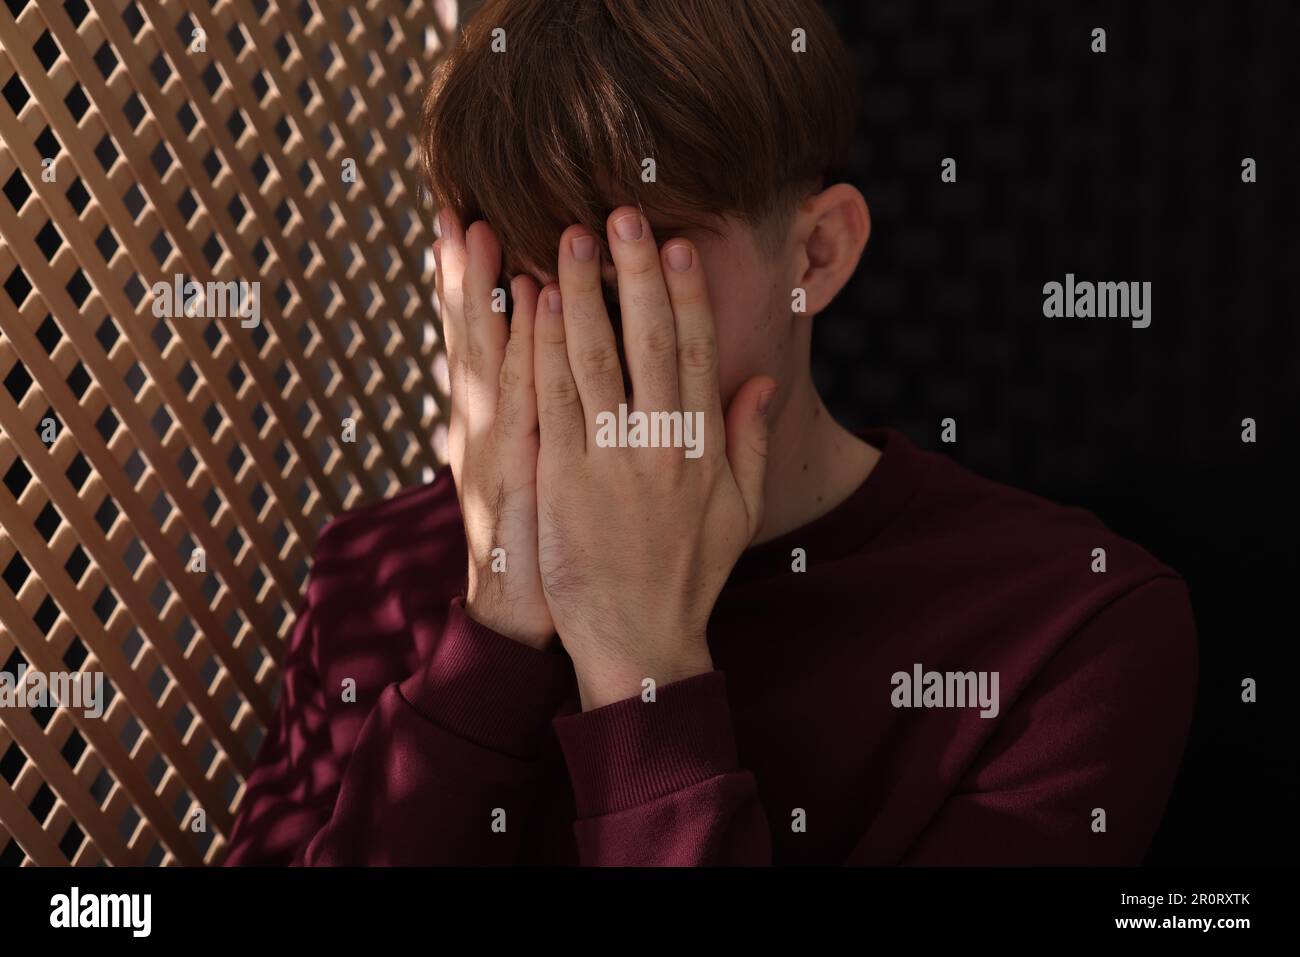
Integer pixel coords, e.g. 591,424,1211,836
753,380,881,545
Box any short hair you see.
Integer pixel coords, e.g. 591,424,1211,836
420,0,859,279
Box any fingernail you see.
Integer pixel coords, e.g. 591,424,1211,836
571,235,596,262
547,289,563,313
614,214,643,242
758,388,777,416
666,243,693,272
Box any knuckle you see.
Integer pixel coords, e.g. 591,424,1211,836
636,326,678,388
442,278,465,309
542,374,581,408
498,352,522,393
578,343,621,380
619,253,662,281
457,352,478,386
638,323,676,361
677,336,717,375
463,332,485,363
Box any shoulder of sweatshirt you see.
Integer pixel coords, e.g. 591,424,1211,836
860,447,1199,763
302,468,465,607
878,444,1197,651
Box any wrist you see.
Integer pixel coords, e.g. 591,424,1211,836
464,591,555,651
573,642,714,711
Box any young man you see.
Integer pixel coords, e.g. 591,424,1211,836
225,0,1196,866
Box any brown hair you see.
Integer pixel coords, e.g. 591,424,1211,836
420,0,858,279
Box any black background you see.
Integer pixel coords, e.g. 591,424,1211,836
815,0,1297,865
0,864,1280,942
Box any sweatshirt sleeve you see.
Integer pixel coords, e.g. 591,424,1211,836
551,670,773,865
899,575,1198,865
224,595,574,866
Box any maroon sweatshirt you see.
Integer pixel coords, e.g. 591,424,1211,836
224,427,1197,866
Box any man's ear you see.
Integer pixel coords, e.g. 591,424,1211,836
792,183,870,317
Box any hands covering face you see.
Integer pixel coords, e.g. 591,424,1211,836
435,206,776,710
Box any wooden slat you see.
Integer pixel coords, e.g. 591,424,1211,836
0,0,451,867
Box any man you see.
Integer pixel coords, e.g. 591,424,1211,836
225,0,1195,866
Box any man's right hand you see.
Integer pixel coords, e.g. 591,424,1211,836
435,209,555,650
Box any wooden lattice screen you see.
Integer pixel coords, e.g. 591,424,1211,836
0,0,457,865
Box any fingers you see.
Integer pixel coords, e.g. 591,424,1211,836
436,209,468,391
436,210,468,472
533,284,586,456
660,238,724,437
462,221,510,433
725,376,777,540
557,225,626,425
497,275,540,440
605,208,678,412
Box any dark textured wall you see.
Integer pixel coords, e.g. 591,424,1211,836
816,0,1297,864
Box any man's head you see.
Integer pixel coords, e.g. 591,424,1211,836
421,0,870,407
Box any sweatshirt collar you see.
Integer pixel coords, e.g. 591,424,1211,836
725,427,933,587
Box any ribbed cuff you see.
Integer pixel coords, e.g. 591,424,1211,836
398,597,574,759
552,669,740,818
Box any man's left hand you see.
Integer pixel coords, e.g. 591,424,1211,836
532,206,777,711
